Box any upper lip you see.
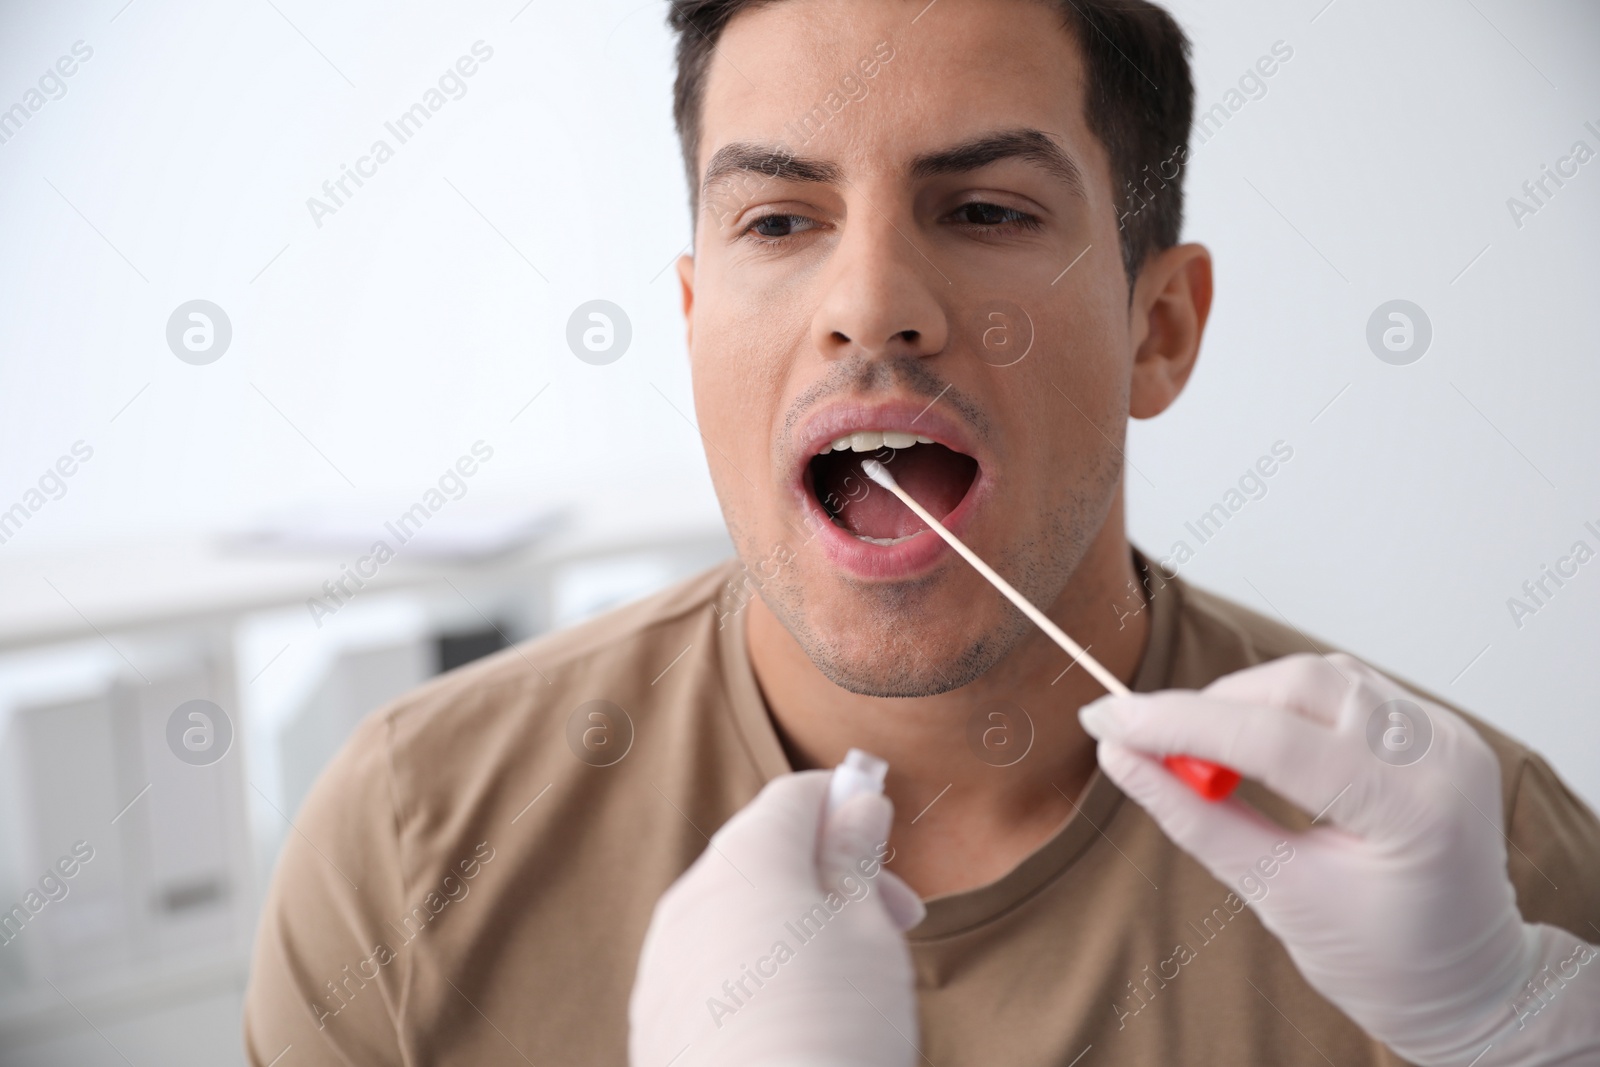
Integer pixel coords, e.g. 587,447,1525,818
789,398,985,488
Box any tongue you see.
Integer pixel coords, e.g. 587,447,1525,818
821,444,977,540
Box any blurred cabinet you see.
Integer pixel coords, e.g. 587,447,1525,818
1,653,248,990
0,532,731,1061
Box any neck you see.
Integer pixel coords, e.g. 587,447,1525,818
744,515,1151,898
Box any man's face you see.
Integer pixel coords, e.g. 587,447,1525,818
683,0,1136,697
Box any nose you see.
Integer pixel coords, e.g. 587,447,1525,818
811,214,948,363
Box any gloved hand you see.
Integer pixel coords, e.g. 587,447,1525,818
629,769,925,1067
1079,652,1600,1067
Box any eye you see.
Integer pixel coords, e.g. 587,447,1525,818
743,213,817,242
947,201,1042,232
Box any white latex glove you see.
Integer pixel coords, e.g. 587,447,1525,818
629,769,926,1067
1079,652,1600,1067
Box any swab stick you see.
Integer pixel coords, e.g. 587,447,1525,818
861,458,1240,801
862,460,1128,697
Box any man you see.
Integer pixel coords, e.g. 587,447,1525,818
242,0,1600,1063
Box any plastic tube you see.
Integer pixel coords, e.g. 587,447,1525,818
825,748,889,820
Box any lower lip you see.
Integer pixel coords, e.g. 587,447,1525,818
795,463,987,580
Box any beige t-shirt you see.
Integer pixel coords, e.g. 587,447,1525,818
242,551,1600,1065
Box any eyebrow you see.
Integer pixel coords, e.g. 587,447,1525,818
909,128,1085,198
699,127,1086,203
701,143,842,199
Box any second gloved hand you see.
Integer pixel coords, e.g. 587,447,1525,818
1080,652,1599,1067
629,769,925,1067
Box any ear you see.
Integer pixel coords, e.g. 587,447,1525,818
1127,243,1212,420
676,253,696,349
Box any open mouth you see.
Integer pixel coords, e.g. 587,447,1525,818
807,431,980,545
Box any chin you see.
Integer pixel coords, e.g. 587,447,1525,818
761,577,1035,699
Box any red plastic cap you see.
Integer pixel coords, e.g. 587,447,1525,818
1162,754,1242,801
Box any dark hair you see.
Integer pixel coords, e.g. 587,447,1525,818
667,0,1194,283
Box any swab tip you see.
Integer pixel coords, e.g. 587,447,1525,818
861,458,896,489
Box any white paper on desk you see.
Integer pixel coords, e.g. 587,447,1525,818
222,500,563,562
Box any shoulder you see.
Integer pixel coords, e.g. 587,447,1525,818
245,560,749,1053
384,560,736,732
1496,748,1600,938
384,559,738,782
1159,573,1329,684
295,559,741,850
1167,571,1534,770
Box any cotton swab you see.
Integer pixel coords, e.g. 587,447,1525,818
862,461,1126,697
860,458,1240,801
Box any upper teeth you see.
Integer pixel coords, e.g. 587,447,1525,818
820,431,935,454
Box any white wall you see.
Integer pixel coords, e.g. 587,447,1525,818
0,0,1594,818
1128,0,1600,808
